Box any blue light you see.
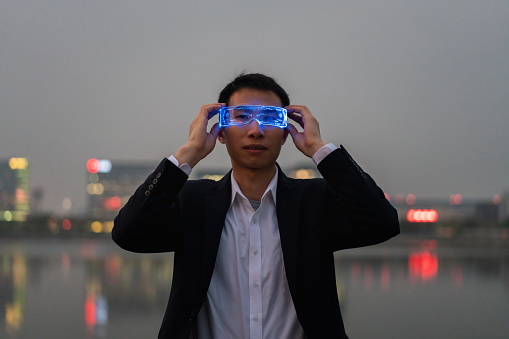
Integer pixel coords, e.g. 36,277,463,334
219,105,287,128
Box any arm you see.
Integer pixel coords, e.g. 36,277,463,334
286,105,399,250
319,147,400,250
112,159,188,253
112,103,224,253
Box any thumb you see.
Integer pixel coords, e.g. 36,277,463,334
209,122,220,138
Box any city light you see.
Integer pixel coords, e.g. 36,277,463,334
4,211,13,221
406,194,416,205
409,251,438,281
62,219,72,231
9,158,28,170
87,159,112,174
407,209,438,223
87,159,100,173
103,196,121,210
87,183,104,195
292,169,316,179
449,194,462,205
493,194,500,205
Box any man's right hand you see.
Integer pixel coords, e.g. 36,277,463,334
174,103,224,168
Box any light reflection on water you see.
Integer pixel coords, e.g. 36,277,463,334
0,237,508,339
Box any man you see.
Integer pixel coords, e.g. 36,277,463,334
112,73,399,338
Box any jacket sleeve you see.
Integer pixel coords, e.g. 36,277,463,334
112,158,189,253
317,146,400,251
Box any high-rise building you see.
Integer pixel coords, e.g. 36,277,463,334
86,158,155,229
0,158,30,222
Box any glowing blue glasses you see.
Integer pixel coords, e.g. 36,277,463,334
219,105,287,128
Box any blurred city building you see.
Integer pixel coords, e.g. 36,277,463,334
85,158,507,235
499,189,509,225
0,158,30,222
86,158,155,232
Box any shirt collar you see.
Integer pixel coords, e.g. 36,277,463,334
230,167,278,208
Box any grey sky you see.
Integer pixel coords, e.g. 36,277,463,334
1,0,508,214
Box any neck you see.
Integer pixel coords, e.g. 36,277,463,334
232,165,277,201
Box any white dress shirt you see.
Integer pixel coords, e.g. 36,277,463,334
169,143,337,339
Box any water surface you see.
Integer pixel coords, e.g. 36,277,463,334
1,237,507,338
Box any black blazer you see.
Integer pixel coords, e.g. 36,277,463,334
113,146,400,339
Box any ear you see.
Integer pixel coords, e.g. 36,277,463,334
218,127,226,144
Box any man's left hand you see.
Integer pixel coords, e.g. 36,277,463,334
286,105,327,158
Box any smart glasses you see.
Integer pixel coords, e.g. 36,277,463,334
219,105,287,128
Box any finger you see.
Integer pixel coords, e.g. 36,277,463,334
207,105,224,120
287,112,304,128
209,122,220,138
286,105,313,119
198,103,225,121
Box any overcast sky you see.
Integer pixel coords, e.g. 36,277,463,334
1,0,508,215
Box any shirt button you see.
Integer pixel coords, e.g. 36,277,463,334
253,249,258,255
253,282,259,288
253,316,259,322
253,218,257,223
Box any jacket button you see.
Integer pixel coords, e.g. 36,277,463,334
148,184,154,190
156,172,162,178
189,312,195,320
153,178,158,184
145,190,150,196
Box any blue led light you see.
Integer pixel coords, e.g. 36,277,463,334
219,106,287,128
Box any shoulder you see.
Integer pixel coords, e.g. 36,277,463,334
279,175,329,194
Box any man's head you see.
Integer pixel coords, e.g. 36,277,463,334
218,73,290,107
217,74,290,172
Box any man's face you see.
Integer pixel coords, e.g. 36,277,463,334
218,88,287,172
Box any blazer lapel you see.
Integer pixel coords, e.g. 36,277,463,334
276,165,302,297
201,171,232,289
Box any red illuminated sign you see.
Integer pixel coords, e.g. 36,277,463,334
407,209,438,223
103,196,122,210
86,158,100,173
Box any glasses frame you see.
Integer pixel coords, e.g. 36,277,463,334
218,105,288,128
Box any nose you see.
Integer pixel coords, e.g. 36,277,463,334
247,119,265,138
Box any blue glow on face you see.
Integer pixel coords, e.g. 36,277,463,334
219,106,287,128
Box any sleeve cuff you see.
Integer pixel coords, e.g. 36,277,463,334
312,143,338,165
168,155,192,177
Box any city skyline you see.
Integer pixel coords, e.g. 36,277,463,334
1,1,508,214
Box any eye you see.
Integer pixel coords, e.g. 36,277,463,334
232,108,252,122
261,115,276,123
234,114,250,121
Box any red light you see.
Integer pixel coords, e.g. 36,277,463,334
87,158,100,173
62,219,72,230
493,194,500,205
409,251,438,281
407,209,438,223
450,194,462,205
103,196,121,210
85,295,97,328
406,194,416,205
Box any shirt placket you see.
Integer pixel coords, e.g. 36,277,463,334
249,208,263,339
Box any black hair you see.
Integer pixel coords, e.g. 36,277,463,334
218,73,290,107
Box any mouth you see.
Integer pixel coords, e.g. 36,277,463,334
243,144,268,151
